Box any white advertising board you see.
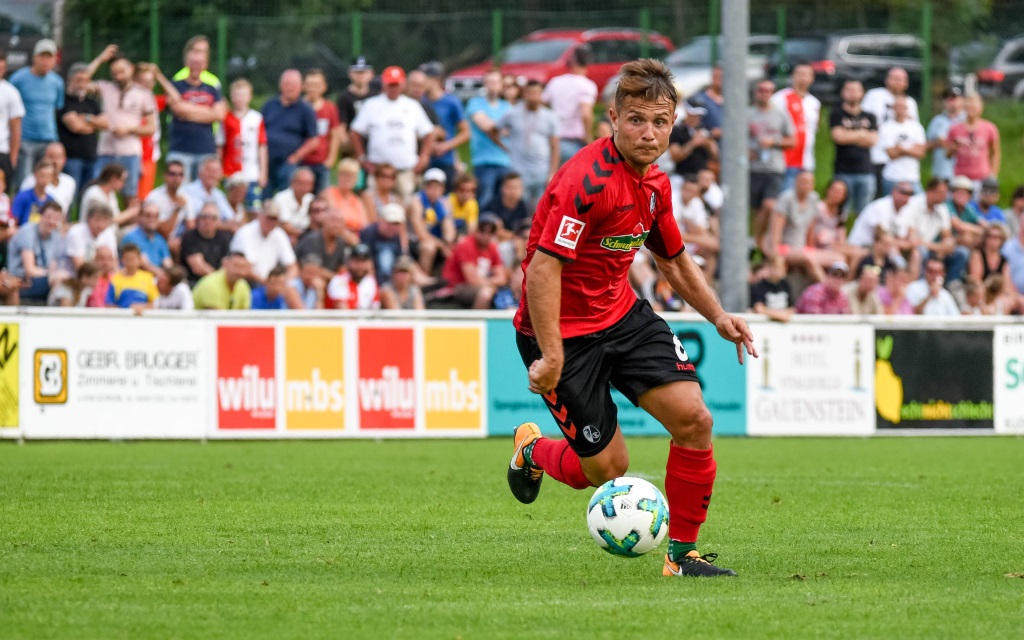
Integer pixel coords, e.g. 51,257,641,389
994,326,1024,434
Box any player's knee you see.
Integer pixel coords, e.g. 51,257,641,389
665,404,713,442
588,451,630,484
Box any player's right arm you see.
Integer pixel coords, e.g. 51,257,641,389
525,251,564,395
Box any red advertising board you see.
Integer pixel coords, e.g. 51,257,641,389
217,326,276,429
358,327,415,429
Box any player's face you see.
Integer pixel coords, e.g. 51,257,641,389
610,97,674,172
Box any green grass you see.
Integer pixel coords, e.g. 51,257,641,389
1,438,1023,639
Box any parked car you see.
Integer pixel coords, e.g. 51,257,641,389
765,32,922,105
601,34,779,104
445,28,673,102
976,37,1024,99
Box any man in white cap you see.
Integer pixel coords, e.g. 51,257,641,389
9,39,64,187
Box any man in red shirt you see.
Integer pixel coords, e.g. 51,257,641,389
441,213,507,308
508,59,755,578
303,69,342,195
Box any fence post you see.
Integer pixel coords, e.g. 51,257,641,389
492,9,503,63
217,15,227,82
352,11,362,58
709,0,720,65
775,5,786,85
639,8,651,58
921,0,933,117
83,18,92,61
149,0,160,65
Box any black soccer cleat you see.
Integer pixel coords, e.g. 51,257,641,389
663,552,739,577
507,423,544,504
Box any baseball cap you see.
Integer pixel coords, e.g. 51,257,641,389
418,61,444,78
423,167,447,185
827,261,850,276
34,39,58,56
382,66,406,85
350,243,372,260
394,255,415,272
350,56,372,72
224,172,248,189
981,177,1000,192
684,101,707,117
943,86,963,98
950,175,974,192
478,213,501,231
380,202,406,224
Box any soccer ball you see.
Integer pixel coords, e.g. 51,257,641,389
586,477,669,557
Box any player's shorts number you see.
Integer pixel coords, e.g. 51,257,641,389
672,334,689,362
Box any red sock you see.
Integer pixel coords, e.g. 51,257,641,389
530,437,592,489
664,443,717,543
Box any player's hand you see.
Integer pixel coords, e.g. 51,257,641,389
528,357,562,395
714,313,758,365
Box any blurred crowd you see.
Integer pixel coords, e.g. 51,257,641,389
0,35,1022,317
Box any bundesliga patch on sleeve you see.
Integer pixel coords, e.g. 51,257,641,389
554,216,585,250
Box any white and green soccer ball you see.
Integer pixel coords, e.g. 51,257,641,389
586,477,669,557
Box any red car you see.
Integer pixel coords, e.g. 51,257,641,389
446,28,674,102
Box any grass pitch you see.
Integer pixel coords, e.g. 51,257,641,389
1,437,1022,639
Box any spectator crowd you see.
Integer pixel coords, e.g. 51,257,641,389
0,36,1022,317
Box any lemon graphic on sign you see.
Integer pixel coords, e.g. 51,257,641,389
875,335,903,424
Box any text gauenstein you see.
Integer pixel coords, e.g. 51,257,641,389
754,398,867,422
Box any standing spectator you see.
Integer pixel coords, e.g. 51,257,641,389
404,70,440,127
830,80,878,216
297,209,351,278
360,203,408,285
420,62,470,188
302,69,342,194
847,184,914,249
448,173,479,236
380,255,425,310
219,78,267,208
64,202,118,269
351,66,434,201
171,36,221,88
696,66,724,140
770,63,821,192
286,254,326,310
192,252,252,310
7,200,65,302
180,202,232,285
145,159,194,242
336,56,379,151
466,70,512,203
132,62,162,201
669,103,718,182
0,49,25,191
498,79,559,209
906,257,959,315
81,162,138,228
56,63,103,205
19,142,76,215
897,178,967,282
9,39,63,188
543,46,597,164
975,178,1006,224
795,261,852,314
750,255,794,322
863,67,920,195
271,166,316,241
879,266,915,315
326,243,380,310
321,158,369,235
184,157,234,224
842,264,884,314
11,160,55,225
502,74,522,105
155,60,226,182
878,95,926,195
262,70,320,195
946,94,1000,190
926,87,965,182
104,243,157,309
84,46,156,198
121,201,171,275
229,201,297,283
154,265,195,310
439,213,507,309
250,265,290,310
749,79,795,248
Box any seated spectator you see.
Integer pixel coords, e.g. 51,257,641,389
296,207,352,280
983,274,1013,314
1001,217,1024,298
975,178,1006,224
87,246,118,307
121,201,171,275
1005,185,1024,238
229,201,297,283
360,163,403,224
82,162,139,227
879,265,914,315
105,243,157,309
630,248,664,310
192,252,252,310
486,171,530,248
360,202,408,285
183,157,234,225
856,227,908,279
286,254,325,309
843,264,883,314
154,265,194,310
697,168,724,217
326,243,380,310
898,177,967,282
0,170,10,227
795,261,851,314
64,201,118,269
19,142,76,214
406,168,450,272
766,170,824,281
813,179,856,265
381,256,424,310
961,277,990,315
437,214,506,309
675,174,718,281
301,196,329,239
847,183,914,249
322,158,370,234
7,201,66,302
180,203,233,285
251,265,290,310
222,173,252,231
145,159,195,243
968,223,1011,287
947,175,984,248
750,255,794,322
48,261,99,307
272,166,316,241
448,173,480,236
906,256,960,315
11,160,56,225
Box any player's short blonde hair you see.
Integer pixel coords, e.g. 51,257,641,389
615,59,677,110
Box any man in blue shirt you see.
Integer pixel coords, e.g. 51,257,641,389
261,70,319,197
466,70,511,205
420,62,469,190
975,178,1007,225
9,39,64,188
11,159,55,225
155,59,226,182
250,265,290,310
121,201,172,276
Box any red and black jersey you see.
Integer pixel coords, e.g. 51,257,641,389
514,138,684,339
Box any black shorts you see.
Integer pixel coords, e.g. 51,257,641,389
750,171,783,209
516,299,699,458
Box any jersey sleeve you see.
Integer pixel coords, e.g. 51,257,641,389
644,178,685,259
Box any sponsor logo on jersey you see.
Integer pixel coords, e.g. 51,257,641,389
600,223,649,252
554,216,585,250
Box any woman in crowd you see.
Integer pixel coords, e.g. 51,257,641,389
48,262,100,307
855,227,908,278
322,158,370,234
878,265,914,315
502,74,522,105
81,163,139,227
380,256,424,310
967,223,1011,291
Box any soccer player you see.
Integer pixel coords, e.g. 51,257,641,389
507,59,756,578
